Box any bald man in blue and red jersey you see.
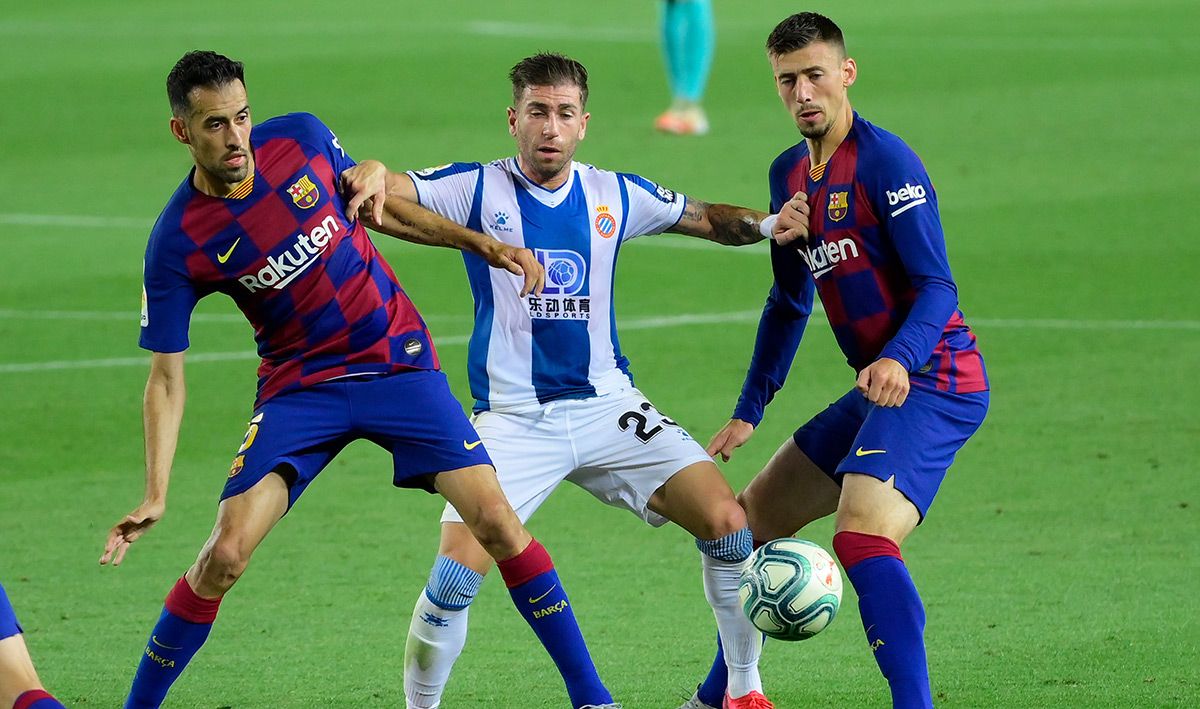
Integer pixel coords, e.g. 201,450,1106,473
682,13,988,709
99,51,618,709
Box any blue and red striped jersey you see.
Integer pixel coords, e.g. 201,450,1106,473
140,112,438,405
734,113,987,425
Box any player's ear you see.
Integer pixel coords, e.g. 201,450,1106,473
169,116,190,146
578,111,589,140
507,106,518,137
843,57,858,88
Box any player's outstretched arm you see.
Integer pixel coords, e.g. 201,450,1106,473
368,195,545,298
706,418,756,462
669,199,768,246
100,351,185,566
670,195,811,247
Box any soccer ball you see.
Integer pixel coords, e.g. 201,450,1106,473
738,538,842,641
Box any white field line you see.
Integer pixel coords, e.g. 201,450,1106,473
1,309,1196,375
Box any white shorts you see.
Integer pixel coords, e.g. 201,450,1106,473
441,389,713,527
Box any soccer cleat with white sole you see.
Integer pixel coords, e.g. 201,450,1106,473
677,689,720,709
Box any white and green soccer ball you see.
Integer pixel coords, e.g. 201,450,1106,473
738,538,842,641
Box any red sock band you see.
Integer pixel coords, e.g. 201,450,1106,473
832,531,903,570
164,576,222,624
14,689,55,709
497,539,554,589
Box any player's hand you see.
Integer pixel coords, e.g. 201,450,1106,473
706,419,756,462
773,191,810,246
855,357,910,407
482,241,545,297
100,500,166,567
340,161,388,226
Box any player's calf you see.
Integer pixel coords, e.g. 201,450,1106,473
404,554,485,708
832,531,931,709
124,473,287,709
432,466,614,708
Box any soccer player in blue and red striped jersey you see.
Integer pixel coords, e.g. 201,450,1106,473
683,13,989,709
1,583,66,708
99,51,617,709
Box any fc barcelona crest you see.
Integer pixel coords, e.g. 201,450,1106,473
828,191,849,222
287,175,320,209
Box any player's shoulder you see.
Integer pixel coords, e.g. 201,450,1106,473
251,112,332,149
850,114,927,178
589,165,679,205
147,175,199,246
770,141,809,182
410,160,487,182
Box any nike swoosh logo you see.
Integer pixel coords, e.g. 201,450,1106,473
528,585,557,604
855,447,886,457
151,635,183,650
463,440,483,450
217,237,241,264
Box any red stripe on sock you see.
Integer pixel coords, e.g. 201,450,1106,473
14,689,54,709
497,539,554,589
832,531,903,570
164,576,222,624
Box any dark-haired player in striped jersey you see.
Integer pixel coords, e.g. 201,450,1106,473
100,51,618,709
682,13,988,709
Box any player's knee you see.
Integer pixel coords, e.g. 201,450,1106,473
424,555,484,611
463,499,523,557
197,537,251,591
695,497,748,541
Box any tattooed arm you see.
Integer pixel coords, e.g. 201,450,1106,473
669,198,771,246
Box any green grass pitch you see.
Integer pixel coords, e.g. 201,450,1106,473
1,1,1197,706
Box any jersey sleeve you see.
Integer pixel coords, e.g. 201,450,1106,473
287,112,357,175
864,142,959,371
138,226,201,353
406,162,484,225
615,172,687,241
731,158,815,425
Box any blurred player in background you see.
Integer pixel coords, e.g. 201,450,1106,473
655,0,714,135
343,52,798,709
0,584,65,708
682,13,989,709
101,50,619,709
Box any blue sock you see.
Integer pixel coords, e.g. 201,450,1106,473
125,577,221,709
498,540,612,708
695,633,727,706
837,536,932,709
677,0,714,102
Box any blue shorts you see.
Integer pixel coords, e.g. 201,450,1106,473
222,370,492,509
792,385,988,520
0,582,22,640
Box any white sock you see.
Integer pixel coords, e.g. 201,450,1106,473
702,552,763,698
404,592,470,709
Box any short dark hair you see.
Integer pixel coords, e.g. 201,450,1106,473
766,13,846,58
166,50,245,116
508,52,589,108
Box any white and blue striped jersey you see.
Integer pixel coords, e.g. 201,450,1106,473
408,158,687,412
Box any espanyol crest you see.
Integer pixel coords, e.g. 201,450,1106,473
288,175,320,209
827,191,849,222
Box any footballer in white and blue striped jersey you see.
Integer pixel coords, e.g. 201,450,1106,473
342,52,796,709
